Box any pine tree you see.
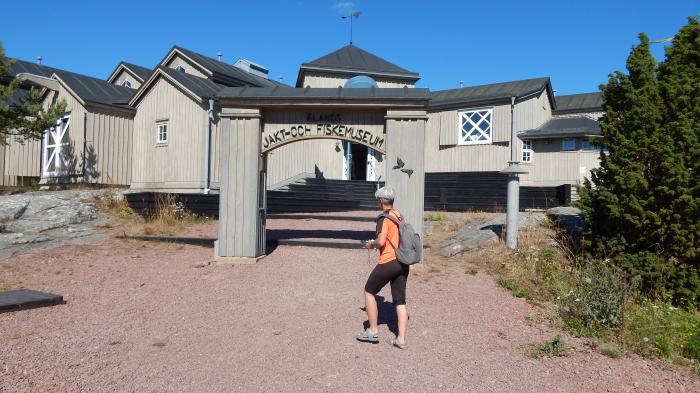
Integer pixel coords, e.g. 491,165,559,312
579,21,700,307
0,41,66,145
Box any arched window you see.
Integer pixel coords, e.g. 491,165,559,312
176,65,186,73
122,80,132,88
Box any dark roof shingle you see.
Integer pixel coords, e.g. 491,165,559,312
217,86,430,101
299,45,419,81
173,46,284,88
429,77,552,109
519,116,601,139
159,66,226,99
553,92,603,114
53,69,136,106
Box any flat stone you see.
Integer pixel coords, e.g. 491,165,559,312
0,197,30,223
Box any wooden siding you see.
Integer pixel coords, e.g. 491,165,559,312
164,55,208,79
2,136,42,186
112,70,142,89
131,76,208,191
427,90,553,175
84,109,133,185
519,138,601,186
301,71,415,88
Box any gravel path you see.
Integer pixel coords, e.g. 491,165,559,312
1,214,698,392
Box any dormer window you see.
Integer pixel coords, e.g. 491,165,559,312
122,80,132,88
176,65,186,73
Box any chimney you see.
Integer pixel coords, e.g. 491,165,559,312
217,52,223,62
37,56,43,65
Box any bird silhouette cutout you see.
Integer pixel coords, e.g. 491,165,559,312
392,157,405,170
401,169,414,178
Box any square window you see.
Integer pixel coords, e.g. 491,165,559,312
562,138,576,151
458,109,493,145
522,140,533,162
156,123,168,144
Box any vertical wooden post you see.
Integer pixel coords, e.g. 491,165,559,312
215,107,265,264
384,109,427,238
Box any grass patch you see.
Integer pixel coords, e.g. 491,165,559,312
496,278,532,300
527,334,570,358
598,342,624,358
108,340,122,346
425,212,448,222
465,267,478,275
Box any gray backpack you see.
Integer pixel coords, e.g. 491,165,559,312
379,212,422,265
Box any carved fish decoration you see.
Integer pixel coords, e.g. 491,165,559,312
401,169,414,178
392,157,405,170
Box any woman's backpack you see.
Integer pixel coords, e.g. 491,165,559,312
379,212,422,265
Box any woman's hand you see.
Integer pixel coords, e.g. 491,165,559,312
364,240,374,250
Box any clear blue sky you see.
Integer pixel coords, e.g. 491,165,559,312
1,0,697,94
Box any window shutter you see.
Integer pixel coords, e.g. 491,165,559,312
438,110,459,146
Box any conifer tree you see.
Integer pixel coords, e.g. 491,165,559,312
0,41,66,145
579,20,699,307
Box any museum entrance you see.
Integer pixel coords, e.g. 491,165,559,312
214,91,429,263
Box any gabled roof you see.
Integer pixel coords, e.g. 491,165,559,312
553,92,603,114
162,46,286,88
518,116,601,139
129,66,227,107
429,77,555,110
52,69,136,107
107,61,153,84
297,44,420,86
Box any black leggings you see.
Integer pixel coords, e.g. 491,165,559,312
364,260,410,305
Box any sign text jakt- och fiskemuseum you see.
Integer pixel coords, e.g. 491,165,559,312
261,112,385,153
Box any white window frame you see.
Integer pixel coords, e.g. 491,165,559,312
176,65,186,73
458,108,493,145
122,80,132,88
156,122,169,144
522,140,533,163
562,138,576,151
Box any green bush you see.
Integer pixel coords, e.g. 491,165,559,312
578,20,700,309
623,301,700,362
560,260,632,333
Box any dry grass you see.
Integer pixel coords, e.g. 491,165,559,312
95,192,209,237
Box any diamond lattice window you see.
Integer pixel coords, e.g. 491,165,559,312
459,109,492,145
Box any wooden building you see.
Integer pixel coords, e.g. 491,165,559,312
2,43,603,207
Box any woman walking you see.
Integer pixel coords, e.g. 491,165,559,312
356,186,410,349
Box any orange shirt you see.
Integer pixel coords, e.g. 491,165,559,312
377,210,401,264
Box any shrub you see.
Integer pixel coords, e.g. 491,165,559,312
425,212,448,222
560,259,633,334
623,301,700,362
528,335,569,358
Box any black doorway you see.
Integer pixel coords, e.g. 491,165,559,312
351,143,367,180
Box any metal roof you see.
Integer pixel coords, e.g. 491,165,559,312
7,58,61,79
4,87,31,106
119,62,153,82
172,46,286,88
518,116,601,139
217,86,430,101
297,44,420,86
52,69,136,106
429,77,553,109
553,92,602,114
159,66,226,99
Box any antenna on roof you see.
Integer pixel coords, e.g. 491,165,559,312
36,56,42,65
217,52,223,61
279,76,284,82
459,80,464,88
341,11,361,45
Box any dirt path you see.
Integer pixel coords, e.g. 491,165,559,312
1,214,697,392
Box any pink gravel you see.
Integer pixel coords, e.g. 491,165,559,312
1,214,698,392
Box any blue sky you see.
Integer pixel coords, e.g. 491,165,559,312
1,1,696,94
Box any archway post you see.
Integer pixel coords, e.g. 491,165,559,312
215,107,266,264
384,109,427,238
